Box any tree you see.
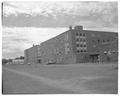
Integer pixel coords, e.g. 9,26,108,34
2,59,8,65
20,56,24,59
15,56,24,59
8,59,12,62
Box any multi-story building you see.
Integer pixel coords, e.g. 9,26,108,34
24,25,118,64
24,45,41,64
12,59,24,64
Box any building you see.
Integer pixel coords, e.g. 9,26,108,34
24,25,118,64
12,59,24,64
24,45,41,64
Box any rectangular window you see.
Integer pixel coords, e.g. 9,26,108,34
65,42,70,54
77,50,80,53
76,38,79,41
83,33,85,36
76,44,79,47
76,33,79,36
98,40,100,43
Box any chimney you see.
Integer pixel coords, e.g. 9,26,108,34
69,26,72,30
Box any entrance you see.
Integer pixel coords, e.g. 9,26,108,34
38,59,41,63
89,54,99,63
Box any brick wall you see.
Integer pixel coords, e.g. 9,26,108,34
24,45,39,64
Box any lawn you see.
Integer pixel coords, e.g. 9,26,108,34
2,63,118,94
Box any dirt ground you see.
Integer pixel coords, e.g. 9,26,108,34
2,63,118,94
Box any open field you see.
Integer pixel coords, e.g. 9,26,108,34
2,63,118,94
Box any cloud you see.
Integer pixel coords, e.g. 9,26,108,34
2,1,118,58
2,1,118,30
2,27,67,58
2,25,118,59
3,1,117,17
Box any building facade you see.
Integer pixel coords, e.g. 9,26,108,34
12,59,24,64
24,25,118,64
24,45,41,64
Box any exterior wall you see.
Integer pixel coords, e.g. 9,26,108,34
40,30,76,64
84,30,118,53
99,41,118,62
24,45,40,64
83,30,118,63
64,26,118,63
71,26,88,63
24,49,28,64
12,59,24,64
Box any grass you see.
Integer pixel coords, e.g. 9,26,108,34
2,63,118,94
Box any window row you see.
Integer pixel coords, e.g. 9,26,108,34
76,33,85,36
77,49,87,53
104,50,118,55
76,44,87,47
76,38,86,42
92,38,118,43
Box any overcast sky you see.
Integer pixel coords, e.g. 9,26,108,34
2,1,118,59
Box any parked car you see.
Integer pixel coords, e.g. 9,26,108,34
47,60,56,65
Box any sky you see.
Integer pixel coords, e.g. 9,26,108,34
2,1,118,59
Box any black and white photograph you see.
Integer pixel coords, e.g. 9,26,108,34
2,0,118,94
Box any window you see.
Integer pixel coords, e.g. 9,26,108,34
80,33,82,36
83,39,86,42
81,50,83,52
80,44,83,47
107,40,109,42
84,45,86,47
80,39,82,42
103,40,105,42
84,50,87,52
65,43,70,54
38,59,41,63
77,50,80,53
76,33,79,36
98,40,100,43
76,44,79,47
83,33,85,36
76,38,79,41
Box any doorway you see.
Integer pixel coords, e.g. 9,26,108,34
38,59,41,63
89,54,99,63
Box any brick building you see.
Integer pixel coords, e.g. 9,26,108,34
24,25,118,64
24,45,41,64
